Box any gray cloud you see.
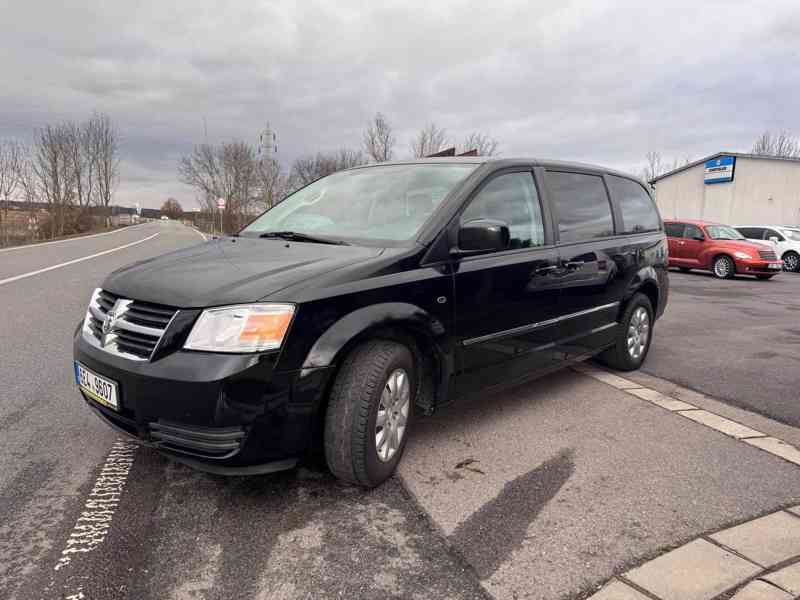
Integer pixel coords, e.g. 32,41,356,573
1,0,798,208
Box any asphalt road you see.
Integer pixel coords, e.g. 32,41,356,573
2,223,799,600
643,268,800,427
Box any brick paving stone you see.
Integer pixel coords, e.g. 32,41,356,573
626,387,696,411
711,511,800,567
678,410,765,439
587,579,652,600
763,562,800,595
625,539,760,600
730,580,792,600
744,438,800,467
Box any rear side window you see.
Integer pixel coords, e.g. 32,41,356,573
664,223,684,237
607,176,661,234
737,227,763,239
546,172,614,243
461,172,544,249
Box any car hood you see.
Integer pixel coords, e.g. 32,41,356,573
715,239,772,252
102,237,384,307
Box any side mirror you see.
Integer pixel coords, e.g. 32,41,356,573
769,236,779,244
455,219,510,255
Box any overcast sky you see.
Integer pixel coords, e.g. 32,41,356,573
1,0,798,209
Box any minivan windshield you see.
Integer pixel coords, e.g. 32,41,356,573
705,225,745,240
240,163,477,243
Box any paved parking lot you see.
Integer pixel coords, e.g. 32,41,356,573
643,269,800,427
2,223,800,600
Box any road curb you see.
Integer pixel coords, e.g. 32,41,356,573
572,363,800,468
588,507,800,600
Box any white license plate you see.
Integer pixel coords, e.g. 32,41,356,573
75,362,119,411
769,263,783,270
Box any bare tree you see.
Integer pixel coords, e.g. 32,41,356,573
33,124,77,238
289,148,366,188
179,141,260,232
752,130,800,158
410,123,448,158
89,112,120,215
362,112,396,162
642,151,665,183
459,132,499,156
255,157,287,210
15,145,39,242
0,139,23,245
161,197,183,219
66,120,95,210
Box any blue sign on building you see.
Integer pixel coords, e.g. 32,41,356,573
704,155,735,184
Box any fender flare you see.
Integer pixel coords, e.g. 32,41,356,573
302,302,453,411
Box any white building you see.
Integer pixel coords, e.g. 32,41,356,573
652,152,800,227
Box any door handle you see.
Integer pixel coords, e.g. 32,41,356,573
562,260,584,271
533,265,559,276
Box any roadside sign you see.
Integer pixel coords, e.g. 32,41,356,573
217,198,226,209
704,156,735,184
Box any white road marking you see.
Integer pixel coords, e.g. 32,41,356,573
55,440,137,571
0,232,159,287
190,227,208,241
0,223,148,253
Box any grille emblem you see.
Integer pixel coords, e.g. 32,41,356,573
101,301,122,345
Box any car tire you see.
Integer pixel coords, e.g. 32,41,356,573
324,339,415,488
756,274,774,280
712,255,735,279
678,267,691,273
783,251,800,273
596,293,653,372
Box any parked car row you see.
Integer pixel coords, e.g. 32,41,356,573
664,219,790,279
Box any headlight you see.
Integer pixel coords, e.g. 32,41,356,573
733,251,752,260
184,304,295,353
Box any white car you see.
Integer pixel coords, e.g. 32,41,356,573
734,225,800,272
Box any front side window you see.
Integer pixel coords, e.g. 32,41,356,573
607,175,661,234
684,224,704,239
705,225,744,240
460,172,544,249
241,164,477,243
764,229,784,241
546,172,614,243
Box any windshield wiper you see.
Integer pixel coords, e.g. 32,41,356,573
258,231,350,245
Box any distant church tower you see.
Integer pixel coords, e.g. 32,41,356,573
258,123,277,162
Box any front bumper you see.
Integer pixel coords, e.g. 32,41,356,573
734,258,784,274
73,328,333,473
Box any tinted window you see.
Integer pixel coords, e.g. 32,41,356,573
547,172,614,243
607,176,660,234
736,227,763,239
461,172,544,249
664,222,685,237
684,224,704,239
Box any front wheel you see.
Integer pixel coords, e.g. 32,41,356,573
713,255,735,279
783,251,800,272
324,340,415,488
596,293,653,371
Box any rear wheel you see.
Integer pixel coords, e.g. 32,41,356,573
712,255,735,279
783,251,800,272
596,293,653,371
324,340,414,488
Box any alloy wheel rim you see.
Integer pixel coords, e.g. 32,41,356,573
375,368,410,463
714,258,731,278
627,306,650,360
786,254,799,271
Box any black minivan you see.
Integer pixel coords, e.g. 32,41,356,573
73,158,668,487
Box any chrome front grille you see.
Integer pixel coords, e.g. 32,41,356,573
758,249,777,260
83,288,178,361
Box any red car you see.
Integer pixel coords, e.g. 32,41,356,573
664,220,783,279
